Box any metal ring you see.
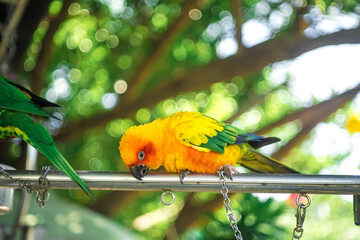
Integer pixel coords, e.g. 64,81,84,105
296,193,311,208
161,191,175,205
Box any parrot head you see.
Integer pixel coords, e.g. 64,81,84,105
119,124,163,180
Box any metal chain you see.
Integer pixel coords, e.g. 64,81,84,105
0,166,32,193
216,166,243,240
34,166,50,208
0,166,51,208
292,193,311,240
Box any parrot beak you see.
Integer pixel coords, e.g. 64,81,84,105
130,164,149,180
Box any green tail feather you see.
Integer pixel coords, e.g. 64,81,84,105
38,145,95,199
240,147,299,174
0,110,94,198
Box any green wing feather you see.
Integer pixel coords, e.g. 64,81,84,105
0,76,56,118
173,112,240,153
198,125,239,153
0,110,94,198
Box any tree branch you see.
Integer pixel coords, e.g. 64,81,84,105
271,84,360,159
290,5,308,37
55,27,360,141
230,0,243,53
125,0,199,99
0,0,29,66
29,0,73,94
256,84,360,136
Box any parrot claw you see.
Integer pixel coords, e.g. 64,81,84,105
179,169,191,184
223,164,239,180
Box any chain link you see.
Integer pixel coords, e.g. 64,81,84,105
35,166,50,208
0,166,32,193
161,191,175,205
292,194,311,240
216,166,243,240
0,166,50,208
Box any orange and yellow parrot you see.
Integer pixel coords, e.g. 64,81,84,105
119,111,299,182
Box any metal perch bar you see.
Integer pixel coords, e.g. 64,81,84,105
1,170,360,194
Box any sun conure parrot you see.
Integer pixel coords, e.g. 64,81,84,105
119,111,299,182
0,75,94,198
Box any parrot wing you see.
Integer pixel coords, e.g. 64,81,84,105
173,111,283,153
173,112,249,153
0,75,58,118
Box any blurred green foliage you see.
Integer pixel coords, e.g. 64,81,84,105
8,0,360,239
183,194,288,240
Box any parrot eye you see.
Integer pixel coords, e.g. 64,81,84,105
138,151,145,161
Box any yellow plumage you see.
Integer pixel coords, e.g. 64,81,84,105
119,111,298,177
346,111,360,133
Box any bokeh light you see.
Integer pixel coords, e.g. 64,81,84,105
106,35,119,48
117,55,133,69
101,93,118,109
151,13,168,29
189,9,202,21
95,28,109,42
136,108,152,123
79,39,93,52
23,58,36,71
114,80,128,94
68,3,81,16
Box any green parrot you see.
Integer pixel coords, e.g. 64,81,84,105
0,75,94,198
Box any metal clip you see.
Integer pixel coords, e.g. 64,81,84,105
292,194,311,240
293,206,305,238
296,207,305,227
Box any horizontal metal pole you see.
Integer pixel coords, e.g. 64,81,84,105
1,170,360,194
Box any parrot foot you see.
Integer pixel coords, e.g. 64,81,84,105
223,164,239,180
179,169,191,184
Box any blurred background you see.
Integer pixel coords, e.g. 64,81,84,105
1,0,360,239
